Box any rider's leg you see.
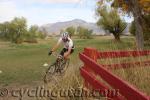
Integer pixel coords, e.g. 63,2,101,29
57,48,67,59
63,49,74,59
63,52,70,59
59,48,67,56
59,48,74,60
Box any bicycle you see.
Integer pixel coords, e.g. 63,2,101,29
44,52,70,83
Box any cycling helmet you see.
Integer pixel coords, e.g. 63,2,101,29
61,32,69,41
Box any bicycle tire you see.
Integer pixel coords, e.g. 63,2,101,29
44,63,56,83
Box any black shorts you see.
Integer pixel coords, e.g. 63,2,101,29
60,48,74,56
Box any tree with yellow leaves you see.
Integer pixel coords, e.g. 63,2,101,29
97,0,150,49
111,0,150,49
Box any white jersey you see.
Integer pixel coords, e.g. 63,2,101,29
58,37,74,49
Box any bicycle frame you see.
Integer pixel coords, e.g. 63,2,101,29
44,52,70,83
50,52,65,70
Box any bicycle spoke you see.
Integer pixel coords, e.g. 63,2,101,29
44,64,56,83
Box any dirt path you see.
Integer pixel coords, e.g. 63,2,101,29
0,74,65,100
0,81,49,100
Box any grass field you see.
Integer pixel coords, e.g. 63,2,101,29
0,36,150,99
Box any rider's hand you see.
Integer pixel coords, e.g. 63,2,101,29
48,50,53,56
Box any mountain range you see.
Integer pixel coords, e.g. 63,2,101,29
40,19,130,35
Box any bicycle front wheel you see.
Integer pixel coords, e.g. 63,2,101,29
44,63,56,83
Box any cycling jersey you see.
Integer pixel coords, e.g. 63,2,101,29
58,37,74,49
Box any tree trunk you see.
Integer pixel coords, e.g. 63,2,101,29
115,35,120,41
130,0,144,50
112,32,120,41
134,18,144,49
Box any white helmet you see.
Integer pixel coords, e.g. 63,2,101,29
61,32,69,40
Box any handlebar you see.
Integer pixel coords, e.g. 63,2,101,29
51,52,64,60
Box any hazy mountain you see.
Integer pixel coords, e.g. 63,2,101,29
40,19,130,36
40,19,106,35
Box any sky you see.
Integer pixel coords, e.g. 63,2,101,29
0,0,133,26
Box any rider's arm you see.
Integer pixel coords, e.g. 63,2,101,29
51,38,62,52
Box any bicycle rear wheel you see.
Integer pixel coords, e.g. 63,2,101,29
44,63,56,83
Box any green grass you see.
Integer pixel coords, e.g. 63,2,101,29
0,36,150,96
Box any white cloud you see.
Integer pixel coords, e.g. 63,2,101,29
32,0,81,3
0,1,21,22
0,0,96,26
20,0,82,4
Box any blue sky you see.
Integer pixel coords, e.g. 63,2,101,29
0,0,133,26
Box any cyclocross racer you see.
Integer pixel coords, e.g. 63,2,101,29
48,32,74,59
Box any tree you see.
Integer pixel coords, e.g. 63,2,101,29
9,17,27,43
111,0,150,49
96,6,127,41
0,17,27,43
29,25,40,38
129,21,136,36
112,0,150,14
40,27,48,38
77,26,93,39
0,22,10,40
25,25,38,43
0,17,46,44
130,14,150,43
65,26,76,37
25,25,45,43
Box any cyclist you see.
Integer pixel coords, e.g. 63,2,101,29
48,32,74,59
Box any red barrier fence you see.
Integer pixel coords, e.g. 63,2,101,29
79,48,150,100
98,50,150,58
